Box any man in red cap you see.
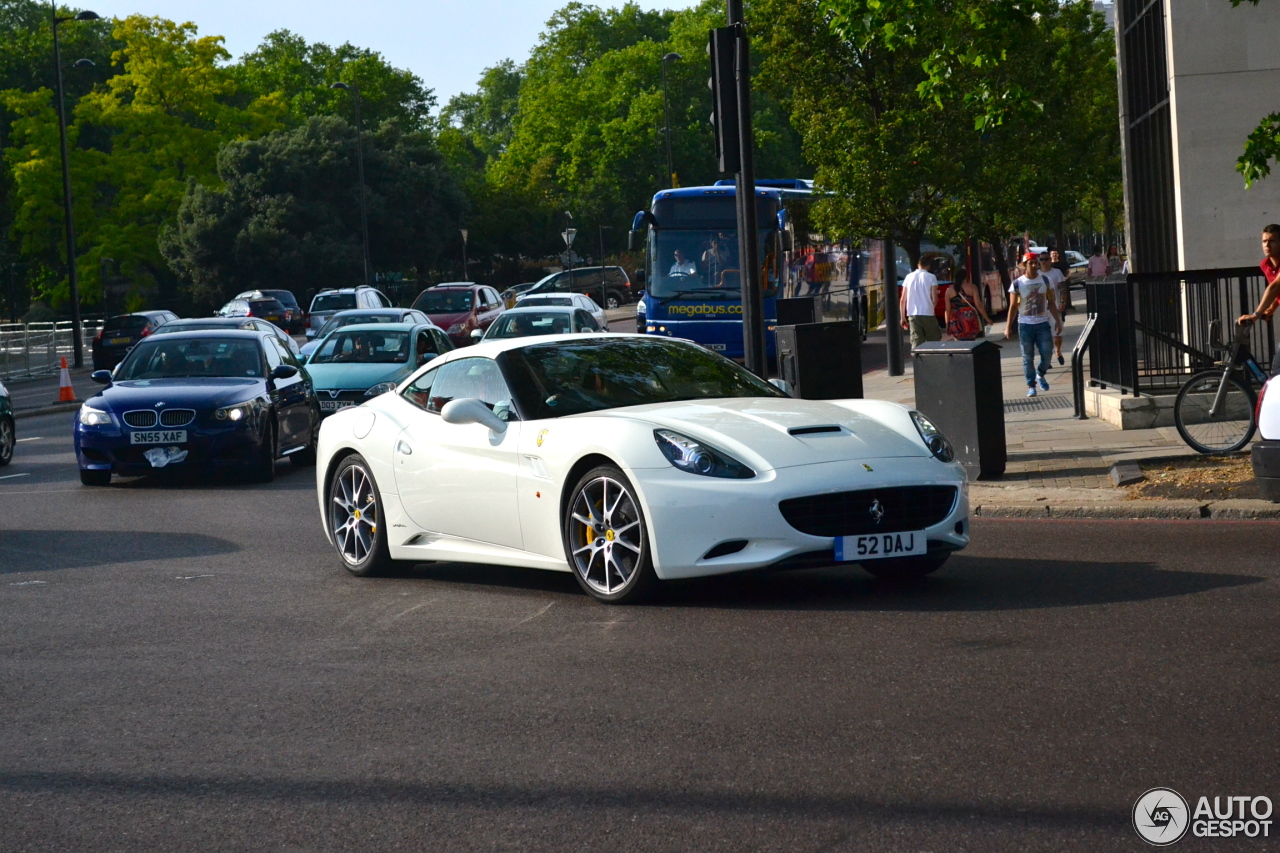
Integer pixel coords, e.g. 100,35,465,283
1006,252,1063,396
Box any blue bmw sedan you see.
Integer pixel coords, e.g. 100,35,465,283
74,330,319,486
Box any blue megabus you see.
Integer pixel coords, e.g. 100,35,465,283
630,181,805,360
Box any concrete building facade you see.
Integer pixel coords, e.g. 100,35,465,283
1117,0,1280,271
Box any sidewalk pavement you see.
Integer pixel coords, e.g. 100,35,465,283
862,307,1279,519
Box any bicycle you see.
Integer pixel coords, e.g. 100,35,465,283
1173,319,1270,454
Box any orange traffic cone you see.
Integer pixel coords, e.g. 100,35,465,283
56,357,79,403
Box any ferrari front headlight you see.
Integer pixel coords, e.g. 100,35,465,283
654,429,754,479
910,411,955,463
78,405,112,426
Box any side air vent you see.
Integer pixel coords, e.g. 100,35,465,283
788,425,842,436
702,540,748,560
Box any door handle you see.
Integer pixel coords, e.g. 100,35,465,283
396,440,413,456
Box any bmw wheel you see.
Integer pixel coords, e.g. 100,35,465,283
292,406,320,467
251,422,277,483
0,416,13,466
329,453,395,577
563,465,655,604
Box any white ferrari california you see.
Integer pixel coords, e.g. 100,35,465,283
316,335,969,603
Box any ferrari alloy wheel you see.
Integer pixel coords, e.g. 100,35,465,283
329,454,394,576
564,465,655,603
0,416,13,466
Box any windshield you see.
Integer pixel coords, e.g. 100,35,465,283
311,293,357,313
104,315,150,335
501,338,784,418
117,338,263,380
412,289,473,313
318,313,402,338
487,311,575,339
647,229,779,300
310,329,411,364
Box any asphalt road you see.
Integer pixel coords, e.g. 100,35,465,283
1,411,1278,851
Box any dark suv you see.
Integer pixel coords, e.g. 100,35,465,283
92,310,180,370
236,289,304,333
523,266,632,309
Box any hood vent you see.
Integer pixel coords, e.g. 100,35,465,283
788,425,842,437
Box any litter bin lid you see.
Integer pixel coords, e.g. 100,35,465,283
912,340,1002,354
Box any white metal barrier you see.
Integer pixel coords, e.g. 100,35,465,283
0,321,103,380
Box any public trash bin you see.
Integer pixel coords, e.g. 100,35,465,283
912,340,1005,480
776,321,862,400
776,296,819,326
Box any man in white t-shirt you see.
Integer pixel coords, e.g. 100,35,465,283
899,257,939,348
1006,252,1064,397
1039,252,1068,365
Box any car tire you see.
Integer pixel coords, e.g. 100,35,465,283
329,453,396,577
79,468,110,486
605,291,623,310
251,422,277,483
562,465,656,604
0,416,13,466
861,551,950,581
292,408,320,467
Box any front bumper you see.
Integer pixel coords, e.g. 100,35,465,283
1252,440,1280,502
634,455,969,580
75,419,266,476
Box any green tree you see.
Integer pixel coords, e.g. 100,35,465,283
160,115,466,308
232,29,436,133
2,14,286,311
1228,0,1280,186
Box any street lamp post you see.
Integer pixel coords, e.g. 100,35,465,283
561,212,577,280
331,82,371,287
52,3,99,368
598,225,612,309
460,229,469,280
660,52,682,189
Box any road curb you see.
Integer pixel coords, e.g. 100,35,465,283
973,501,1280,520
14,402,80,420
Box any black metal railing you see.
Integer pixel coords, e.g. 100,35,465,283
1082,267,1275,398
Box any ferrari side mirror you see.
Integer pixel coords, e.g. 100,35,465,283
441,397,508,434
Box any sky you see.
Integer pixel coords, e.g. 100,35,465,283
89,0,701,109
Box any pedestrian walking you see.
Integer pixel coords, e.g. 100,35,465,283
1087,245,1109,278
1006,252,1063,397
943,267,993,341
1050,248,1073,311
1039,252,1069,364
899,256,940,348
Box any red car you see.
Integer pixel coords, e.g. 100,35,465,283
410,282,505,346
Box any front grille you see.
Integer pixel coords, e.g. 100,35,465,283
779,486,958,537
159,408,195,427
122,410,158,428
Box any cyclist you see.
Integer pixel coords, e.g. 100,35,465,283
1237,224,1280,376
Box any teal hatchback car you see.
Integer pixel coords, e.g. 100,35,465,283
306,322,453,415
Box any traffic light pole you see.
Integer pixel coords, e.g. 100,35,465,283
726,1,766,378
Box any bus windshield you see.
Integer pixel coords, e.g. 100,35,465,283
648,229,779,301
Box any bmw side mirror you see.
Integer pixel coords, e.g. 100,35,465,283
91,370,113,385
440,398,508,434
270,364,298,380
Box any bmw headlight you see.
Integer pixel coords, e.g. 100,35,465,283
910,411,955,463
78,405,112,426
364,382,396,397
654,429,754,479
215,401,258,422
